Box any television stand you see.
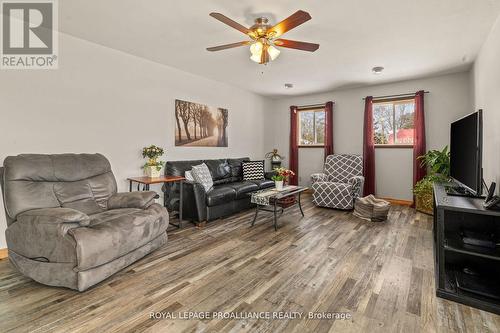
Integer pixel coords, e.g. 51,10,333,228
445,184,483,198
433,183,500,315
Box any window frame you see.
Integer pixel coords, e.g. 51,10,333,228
373,97,415,149
297,107,326,148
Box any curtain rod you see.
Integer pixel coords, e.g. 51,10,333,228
296,102,333,109
362,91,429,101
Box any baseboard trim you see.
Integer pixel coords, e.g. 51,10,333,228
380,197,413,206
0,248,8,260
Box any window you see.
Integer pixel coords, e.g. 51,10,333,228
373,99,415,146
298,108,325,146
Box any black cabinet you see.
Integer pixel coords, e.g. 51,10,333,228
433,183,500,314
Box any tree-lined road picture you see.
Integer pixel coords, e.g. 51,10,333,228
174,99,228,147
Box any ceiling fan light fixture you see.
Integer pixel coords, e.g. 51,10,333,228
250,41,264,63
250,53,262,63
207,11,319,65
267,45,280,61
250,41,263,56
249,40,280,63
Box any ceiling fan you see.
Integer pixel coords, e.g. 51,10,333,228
207,10,319,65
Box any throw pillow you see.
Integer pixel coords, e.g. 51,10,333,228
185,170,195,182
242,160,265,180
191,163,214,192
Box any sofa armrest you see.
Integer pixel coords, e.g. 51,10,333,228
349,176,365,199
17,207,90,227
7,208,87,262
311,173,328,184
107,191,157,210
183,181,207,222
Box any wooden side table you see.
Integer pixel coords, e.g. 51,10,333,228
127,176,185,228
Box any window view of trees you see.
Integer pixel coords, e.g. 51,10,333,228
373,100,415,145
315,112,325,144
298,109,325,145
299,111,314,144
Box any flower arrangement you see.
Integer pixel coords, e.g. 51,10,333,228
142,145,165,172
271,167,295,182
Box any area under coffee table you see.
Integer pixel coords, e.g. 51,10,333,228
249,186,308,231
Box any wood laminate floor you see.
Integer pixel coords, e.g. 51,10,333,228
1,196,499,333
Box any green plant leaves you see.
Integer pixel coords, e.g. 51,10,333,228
417,145,450,177
414,146,451,198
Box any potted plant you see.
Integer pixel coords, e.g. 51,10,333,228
142,145,165,178
271,167,295,191
413,146,451,214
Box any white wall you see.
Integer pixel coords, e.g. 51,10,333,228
472,14,500,192
0,33,269,248
265,72,472,200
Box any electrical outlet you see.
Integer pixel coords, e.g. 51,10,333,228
299,176,302,182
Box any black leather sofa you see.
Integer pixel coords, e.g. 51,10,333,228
163,158,274,223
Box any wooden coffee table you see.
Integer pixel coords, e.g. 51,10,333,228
249,186,307,231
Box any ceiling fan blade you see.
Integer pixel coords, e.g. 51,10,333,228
274,39,319,52
209,12,252,35
268,10,312,38
206,41,251,52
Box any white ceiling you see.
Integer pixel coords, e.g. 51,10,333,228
59,0,500,97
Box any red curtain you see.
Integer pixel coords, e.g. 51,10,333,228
363,96,375,196
324,101,334,159
289,105,299,185
413,90,427,188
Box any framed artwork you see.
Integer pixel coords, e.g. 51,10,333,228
174,99,228,147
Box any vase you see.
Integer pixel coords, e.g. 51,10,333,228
144,166,161,178
275,180,284,191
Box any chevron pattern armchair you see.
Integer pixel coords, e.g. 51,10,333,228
311,154,365,210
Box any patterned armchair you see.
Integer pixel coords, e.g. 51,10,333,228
311,154,365,210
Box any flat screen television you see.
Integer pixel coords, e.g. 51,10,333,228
449,110,483,196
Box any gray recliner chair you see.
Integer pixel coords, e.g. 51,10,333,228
311,154,365,210
0,153,169,291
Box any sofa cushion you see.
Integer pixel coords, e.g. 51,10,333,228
2,153,117,221
213,178,233,186
70,204,168,270
227,157,250,181
165,160,203,177
206,186,236,207
227,181,259,199
87,208,141,226
54,180,103,215
204,159,231,181
249,179,275,189
61,199,103,216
